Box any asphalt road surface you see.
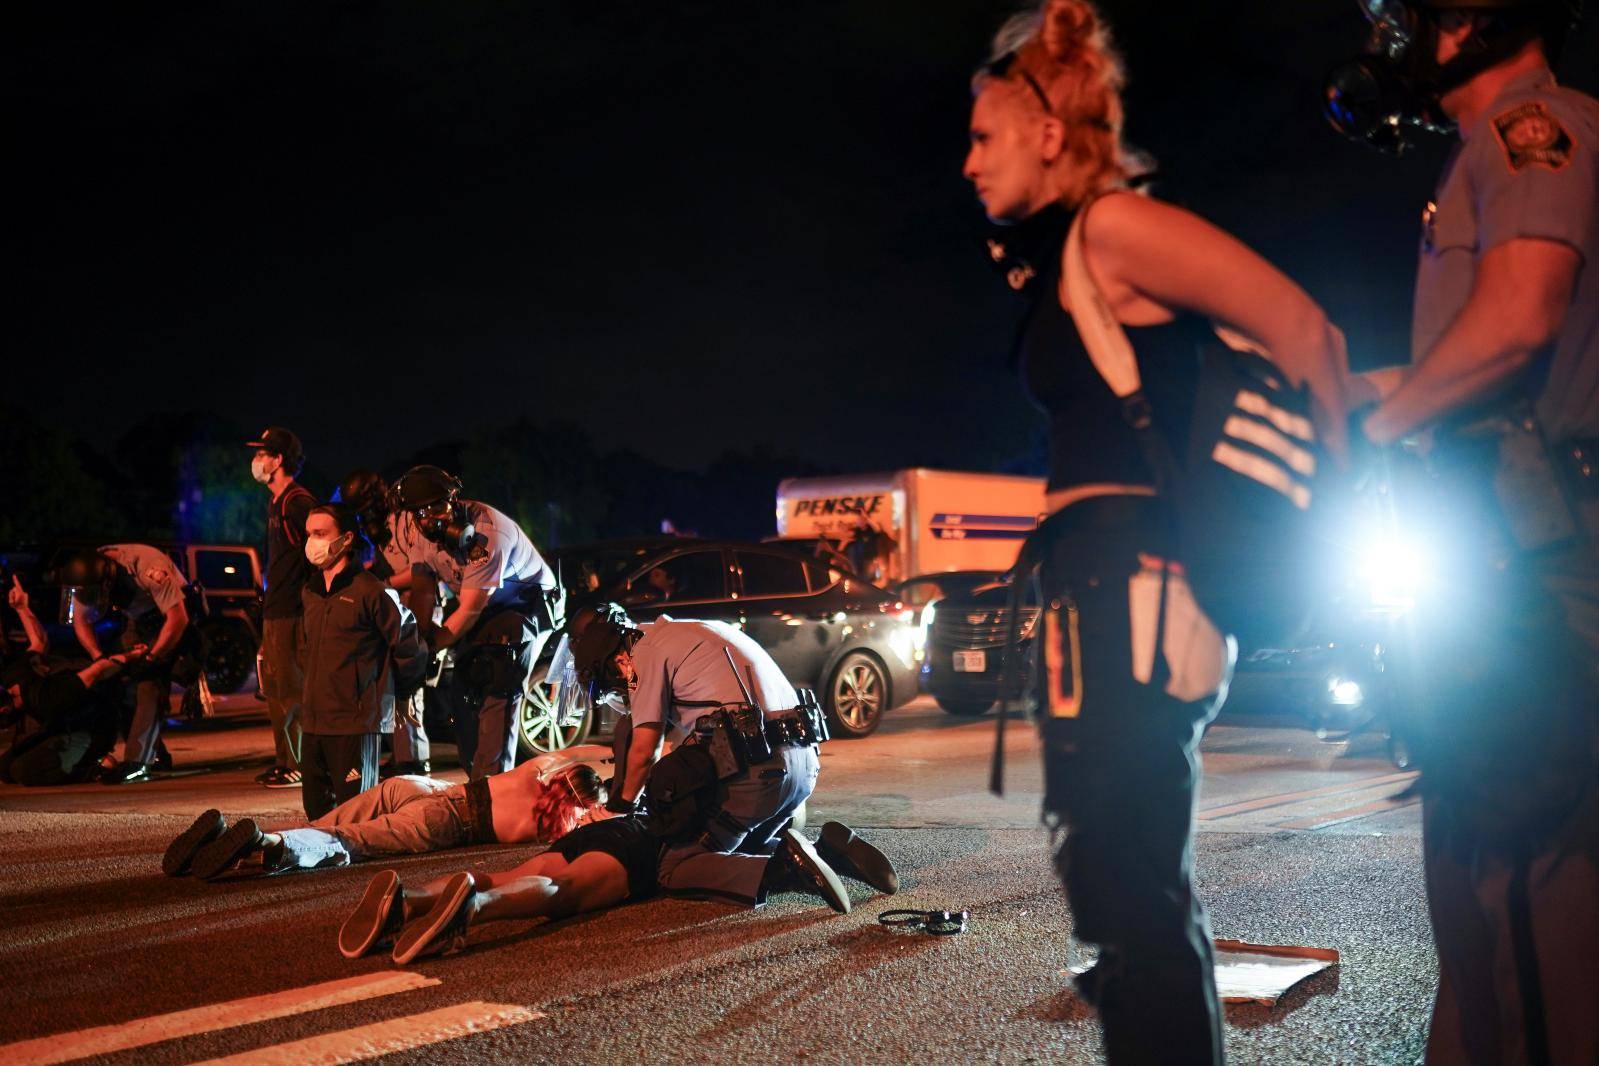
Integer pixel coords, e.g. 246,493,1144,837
0,695,1434,1065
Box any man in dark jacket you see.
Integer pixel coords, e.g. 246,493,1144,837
298,504,405,820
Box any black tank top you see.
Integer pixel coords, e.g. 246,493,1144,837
1002,205,1210,492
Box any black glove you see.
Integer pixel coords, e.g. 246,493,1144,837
605,792,637,815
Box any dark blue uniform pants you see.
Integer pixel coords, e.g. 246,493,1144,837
657,742,819,906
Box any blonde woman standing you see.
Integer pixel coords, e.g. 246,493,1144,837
964,3,1352,1061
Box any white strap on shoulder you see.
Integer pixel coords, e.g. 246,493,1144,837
1062,199,1143,399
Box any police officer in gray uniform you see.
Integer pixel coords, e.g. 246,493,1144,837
339,469,432,775
1330,2,1598,1060
59,545,197,784
392,466,555,779
572,606,898,911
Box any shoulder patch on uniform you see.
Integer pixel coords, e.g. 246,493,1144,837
1491,101,1574,173
467,536,490,563
145,567,173,586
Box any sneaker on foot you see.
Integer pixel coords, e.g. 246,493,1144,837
100,761,151,785
261,767,302,789
392,872,475,965
340,870,406,959
163,809,227,877
192,818,264,880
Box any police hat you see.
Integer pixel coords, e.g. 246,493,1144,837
392,465,463,512
245,426,305,471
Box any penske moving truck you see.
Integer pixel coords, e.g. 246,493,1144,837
773,469,1046,585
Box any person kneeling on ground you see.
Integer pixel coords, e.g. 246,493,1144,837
1,576,141,787
569,603,899,913
162,750,606,880
338,813,897,965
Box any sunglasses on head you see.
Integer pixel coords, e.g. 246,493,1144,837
986,51,1053,115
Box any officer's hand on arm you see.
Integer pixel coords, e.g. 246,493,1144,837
1364,239,1581,445
1347,367,1411,410
77,644,149,687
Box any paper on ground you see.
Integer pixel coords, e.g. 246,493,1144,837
1067,939,1339,1008
1212,939,1339,1005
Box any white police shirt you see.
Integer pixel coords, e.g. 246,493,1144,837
408,500,552,608
71,544,185,621
1413,67,1599,440
628,616,798,744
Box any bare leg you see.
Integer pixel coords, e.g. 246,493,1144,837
472,852,629,924
402,851,572,920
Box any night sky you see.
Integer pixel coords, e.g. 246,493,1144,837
14,2,1599,482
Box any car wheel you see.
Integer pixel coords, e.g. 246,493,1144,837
516,662,593,757
825,652,887,738
935,696,992,717
199,620,254,694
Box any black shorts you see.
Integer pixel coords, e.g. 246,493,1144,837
551,815,662,901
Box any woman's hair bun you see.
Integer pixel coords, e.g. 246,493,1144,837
1039,0,1099,65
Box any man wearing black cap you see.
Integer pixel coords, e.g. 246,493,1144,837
247,426,317,790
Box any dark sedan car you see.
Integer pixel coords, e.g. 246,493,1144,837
528,537,920,745
911,571,1039,717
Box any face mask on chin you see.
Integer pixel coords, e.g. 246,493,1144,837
305,533,352,570
251,454,280,484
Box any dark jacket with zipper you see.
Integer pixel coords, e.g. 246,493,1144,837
298,564,400,735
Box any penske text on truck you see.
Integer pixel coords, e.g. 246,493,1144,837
774,469,1046,584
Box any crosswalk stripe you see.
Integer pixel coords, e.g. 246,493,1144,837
0,972,440,1066
192,1002,544,1064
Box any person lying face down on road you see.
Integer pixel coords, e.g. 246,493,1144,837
568,603,900,913
337,810,901,965
162,749,608,880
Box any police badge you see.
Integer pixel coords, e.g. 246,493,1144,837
1491,101,1573,173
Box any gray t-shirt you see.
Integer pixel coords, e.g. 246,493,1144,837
408,500,552,607
629,616,799,743
72,544,186,620
1412,68,1599,440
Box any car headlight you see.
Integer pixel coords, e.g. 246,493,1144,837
1327,677,1363,706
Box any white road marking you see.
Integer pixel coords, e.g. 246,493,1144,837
0,972,440,1066
193,1002,545,1064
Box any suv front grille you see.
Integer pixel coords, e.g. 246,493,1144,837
931,607,1040,650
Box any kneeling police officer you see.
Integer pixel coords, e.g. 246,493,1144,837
571,604,898,911
391,465,556,779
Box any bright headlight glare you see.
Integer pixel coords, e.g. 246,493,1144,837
1356,534,1429,608
1328,677,1363,706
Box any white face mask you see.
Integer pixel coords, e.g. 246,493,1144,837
251,454,279,484
305,533,351,569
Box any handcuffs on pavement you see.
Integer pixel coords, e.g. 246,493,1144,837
878,909,970,936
